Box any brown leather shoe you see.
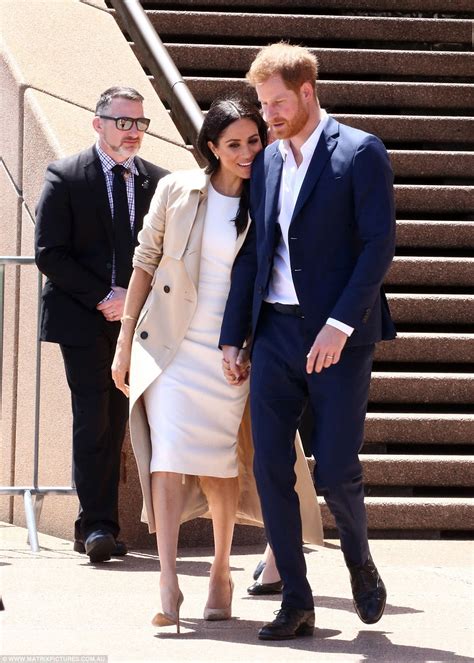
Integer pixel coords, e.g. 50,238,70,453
258,607,315,640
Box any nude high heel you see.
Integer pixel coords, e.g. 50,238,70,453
203,577,234,621
152,590,184,633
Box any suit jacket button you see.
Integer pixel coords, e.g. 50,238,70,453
140,331,148,339
106,262,112,270
257,286,263,294
164,285,170,293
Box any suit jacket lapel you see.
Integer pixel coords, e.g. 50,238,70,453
83,146,114,246
133,157,153,241
264,146,283,242
291,118,339,222
181,170,209,290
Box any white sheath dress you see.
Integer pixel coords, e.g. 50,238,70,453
143,184,249,478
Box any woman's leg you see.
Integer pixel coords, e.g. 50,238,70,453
199,476,239,608
260,544,282,584
151,471,187,615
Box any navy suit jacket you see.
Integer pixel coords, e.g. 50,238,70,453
35,145,168,346
220,116,397,351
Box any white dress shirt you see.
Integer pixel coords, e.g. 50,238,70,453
265,111,354,337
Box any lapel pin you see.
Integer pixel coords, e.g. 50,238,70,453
142,178,150,189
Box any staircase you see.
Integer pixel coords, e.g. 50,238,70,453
112,0,473,537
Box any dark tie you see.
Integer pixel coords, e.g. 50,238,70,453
112,164,134,287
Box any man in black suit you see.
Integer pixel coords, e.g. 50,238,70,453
35,86,168,562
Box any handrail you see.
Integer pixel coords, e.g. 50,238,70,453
109,0,204,147
0,257,76,552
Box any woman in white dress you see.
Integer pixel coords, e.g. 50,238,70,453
112,98,323,632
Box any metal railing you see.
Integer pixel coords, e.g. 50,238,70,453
110,0,204,147
0,257,76,552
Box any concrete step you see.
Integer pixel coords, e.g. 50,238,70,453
386,257,474,288
394,185,473,214
143,0,474,12
334,115,474,146
162,44,473,79
387,294,474,326
320,496,474,530
364,412,474,445
374,333,474,363
360,454,474,487
389,150,474,180
396,221,474,249
369,372,474,404
144,11,472,47
183,77,474,112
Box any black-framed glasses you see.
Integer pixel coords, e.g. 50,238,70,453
97,115,151,132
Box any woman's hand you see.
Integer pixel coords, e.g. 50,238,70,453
112,336,132,397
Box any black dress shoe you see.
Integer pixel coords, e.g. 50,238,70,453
258,607,315,640
74,538,128,556
84,530,115,563
247,579,283,595
348,555,387,624
253,559,266,581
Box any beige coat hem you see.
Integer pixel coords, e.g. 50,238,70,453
127,169,323,547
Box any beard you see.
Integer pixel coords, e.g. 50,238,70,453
103,136,141,158
270,100,310,140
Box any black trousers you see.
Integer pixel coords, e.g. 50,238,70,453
250,305,374,610
60,323,128,540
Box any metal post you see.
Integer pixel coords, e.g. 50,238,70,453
24,490,40,552
0,257,77,553
33,270,43,491
0,264,5,414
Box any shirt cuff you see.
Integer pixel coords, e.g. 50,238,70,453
327,317,354,337
98,289,114,304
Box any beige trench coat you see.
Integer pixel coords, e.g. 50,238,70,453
128,169,323,545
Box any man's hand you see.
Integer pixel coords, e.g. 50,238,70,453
222,345,250,386
306,324,348,374
96,286,127,322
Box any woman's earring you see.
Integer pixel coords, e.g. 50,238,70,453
213,153,220,160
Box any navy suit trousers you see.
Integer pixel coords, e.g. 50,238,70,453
250,304,374,609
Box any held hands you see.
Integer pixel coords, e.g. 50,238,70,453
306,324,348,374
96,286,127,322
221,345,250,386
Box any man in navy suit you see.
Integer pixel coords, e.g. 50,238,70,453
220,44,396,639
35,87,168,562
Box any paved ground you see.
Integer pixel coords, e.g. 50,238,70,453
1,522,473,663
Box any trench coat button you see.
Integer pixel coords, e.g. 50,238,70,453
140,331,148,339
164,285,170,293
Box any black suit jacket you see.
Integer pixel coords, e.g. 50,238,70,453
35,145,168,346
